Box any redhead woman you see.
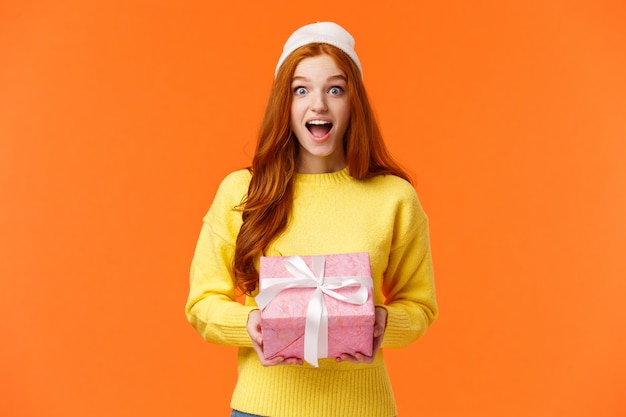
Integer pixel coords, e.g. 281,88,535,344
186,22,438,417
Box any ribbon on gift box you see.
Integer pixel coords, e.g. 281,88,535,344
255,255,373,367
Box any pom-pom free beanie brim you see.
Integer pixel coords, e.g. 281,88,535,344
275,21,362,77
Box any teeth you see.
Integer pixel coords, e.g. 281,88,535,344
307,120,331,125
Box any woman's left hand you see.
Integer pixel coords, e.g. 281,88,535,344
336,306,387,364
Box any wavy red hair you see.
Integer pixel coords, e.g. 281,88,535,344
233,43,410,294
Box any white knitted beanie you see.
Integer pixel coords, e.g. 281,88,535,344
274,22,362,77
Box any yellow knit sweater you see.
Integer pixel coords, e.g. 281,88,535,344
186,167,438,417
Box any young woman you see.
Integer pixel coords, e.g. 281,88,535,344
186,22,438,417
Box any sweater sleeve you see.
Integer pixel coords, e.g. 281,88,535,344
185,171,256,347
381,189,438,348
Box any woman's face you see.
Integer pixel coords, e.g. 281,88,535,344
290,54,351,174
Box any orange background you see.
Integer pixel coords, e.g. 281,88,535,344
1,1,625,416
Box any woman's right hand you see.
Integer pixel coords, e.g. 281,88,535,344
247,309,303,367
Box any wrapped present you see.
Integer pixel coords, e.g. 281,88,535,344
255,252,375,367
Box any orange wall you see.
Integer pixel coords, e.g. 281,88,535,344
1,1,625,416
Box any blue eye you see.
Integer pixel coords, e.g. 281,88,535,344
294,87,308,95
328,86,344,95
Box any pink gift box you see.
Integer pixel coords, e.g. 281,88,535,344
257,252,375,364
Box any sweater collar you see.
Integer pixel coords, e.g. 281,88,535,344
293,166,352,185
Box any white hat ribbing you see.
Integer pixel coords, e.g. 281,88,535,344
274,22,362,77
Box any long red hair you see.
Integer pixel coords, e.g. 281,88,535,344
233,43,410,294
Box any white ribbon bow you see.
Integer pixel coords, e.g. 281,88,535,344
255,255,372,367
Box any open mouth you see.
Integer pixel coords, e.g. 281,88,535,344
306,120,333,138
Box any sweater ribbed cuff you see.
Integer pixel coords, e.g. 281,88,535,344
381,305,419,348
219,305,257,347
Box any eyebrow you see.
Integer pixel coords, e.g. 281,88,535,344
291,74,348,82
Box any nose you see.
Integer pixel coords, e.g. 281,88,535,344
310,91,328,112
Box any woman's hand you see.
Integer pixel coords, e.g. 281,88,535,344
247,309,303,366
336,306,387,364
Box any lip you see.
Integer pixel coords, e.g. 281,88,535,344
307,126,333,143
305,118,334,143
306,117,333,124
